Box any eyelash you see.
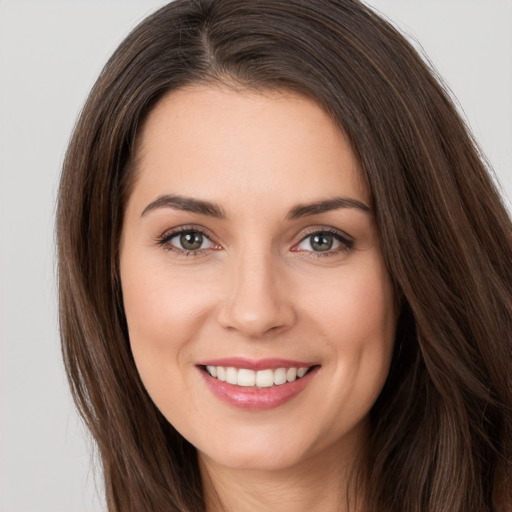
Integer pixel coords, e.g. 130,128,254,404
292,227,354,258
155,226,354,258
156,225,220,257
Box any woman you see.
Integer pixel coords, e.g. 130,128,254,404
56,1,512,511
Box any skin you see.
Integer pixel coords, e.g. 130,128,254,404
120,85,397,512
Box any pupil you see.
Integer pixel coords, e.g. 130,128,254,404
180,232,202,250
311,234,333,251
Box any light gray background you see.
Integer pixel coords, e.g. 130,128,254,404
1,1,511,511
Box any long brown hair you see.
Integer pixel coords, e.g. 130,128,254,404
57,1,512,510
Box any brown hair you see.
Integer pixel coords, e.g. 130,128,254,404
57,1,512,510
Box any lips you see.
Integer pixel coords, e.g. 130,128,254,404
196,358,320,410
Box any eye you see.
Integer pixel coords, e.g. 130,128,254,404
157,228,219,253
172,231,209,251
293,229,353,254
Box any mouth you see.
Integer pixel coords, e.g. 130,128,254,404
201,364,315,388
196,358,320,410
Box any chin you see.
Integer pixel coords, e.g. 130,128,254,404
203,445,308,473
195,421,346,474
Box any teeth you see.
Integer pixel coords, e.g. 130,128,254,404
225,367,238,385
297,367,308,378
256,369,274,388
237,368,256,387
204,365,312,387
286,367,297,382
273,368,287,385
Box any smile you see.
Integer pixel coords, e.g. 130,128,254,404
197,358,320,410
204,365,310,387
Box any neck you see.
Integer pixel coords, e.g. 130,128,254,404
199,436,367,512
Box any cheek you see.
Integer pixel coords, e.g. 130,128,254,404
294,261,396,438
301,258,396,409
302,259,396,350
344,273,394,350
120,251,218,388
120,261,219,436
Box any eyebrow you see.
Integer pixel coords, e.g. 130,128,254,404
286,197,371,219
141,194,226,218
141,194,371,219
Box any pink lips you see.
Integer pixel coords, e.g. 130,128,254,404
196,358,319,410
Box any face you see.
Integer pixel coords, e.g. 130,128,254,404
120,85,396,474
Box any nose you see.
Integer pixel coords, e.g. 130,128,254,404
216,249,296,338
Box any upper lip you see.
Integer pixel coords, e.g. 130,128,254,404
196,357,318,371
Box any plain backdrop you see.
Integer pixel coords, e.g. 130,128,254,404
0,1,511,511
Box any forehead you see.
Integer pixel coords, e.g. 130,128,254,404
129,85,369,213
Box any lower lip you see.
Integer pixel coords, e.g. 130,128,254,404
199,366,319,410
